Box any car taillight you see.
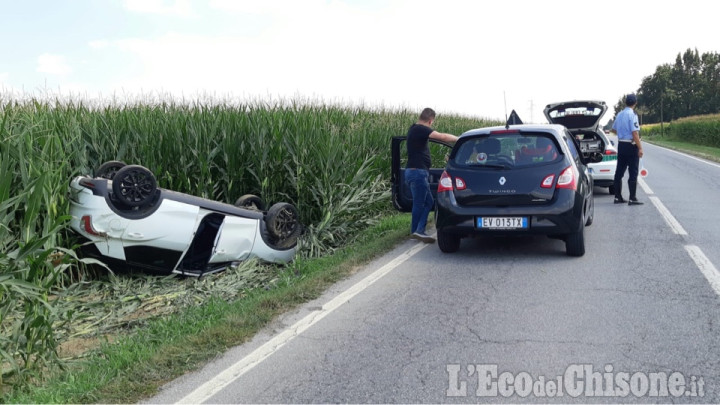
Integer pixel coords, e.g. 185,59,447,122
603,149,618,162
541,174,555,188
438,171,465,192
438,171,453,192
81,215,106,237
79,179,96,189
556,165,577,190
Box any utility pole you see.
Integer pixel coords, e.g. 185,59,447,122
528,99,534,123
660,92,664,137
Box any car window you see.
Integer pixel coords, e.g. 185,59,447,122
564,131,580,160
453,133,560,168
547,106,604,119
398,138,451,168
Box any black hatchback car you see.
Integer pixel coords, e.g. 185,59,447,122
391,123,605,256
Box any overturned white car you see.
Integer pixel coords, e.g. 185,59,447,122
68,162,300,277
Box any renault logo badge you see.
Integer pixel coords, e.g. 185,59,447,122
499,176,506,185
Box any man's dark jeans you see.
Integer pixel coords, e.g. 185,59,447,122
405,168,434,234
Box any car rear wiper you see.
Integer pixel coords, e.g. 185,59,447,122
466,163,510,169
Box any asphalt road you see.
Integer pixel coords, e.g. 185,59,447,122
147,141,720,404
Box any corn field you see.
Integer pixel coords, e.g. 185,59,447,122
0,94,497,385
642,113,720,147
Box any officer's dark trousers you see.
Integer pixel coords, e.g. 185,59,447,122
613,142,640,200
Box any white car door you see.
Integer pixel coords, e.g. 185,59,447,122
208,215,258,263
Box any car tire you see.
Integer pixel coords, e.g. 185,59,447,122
585,210,594,226
437,230,460,253
234,194,265,211
266,202,301,243
96,160,126,180
565,226,585,257
585,198,594,226
112,165,157,208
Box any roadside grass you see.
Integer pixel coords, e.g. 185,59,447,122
5,213,413,404
644,137,720,163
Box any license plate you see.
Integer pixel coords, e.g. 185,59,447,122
477,217,528,229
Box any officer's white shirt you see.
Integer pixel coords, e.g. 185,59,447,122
613,107,640,141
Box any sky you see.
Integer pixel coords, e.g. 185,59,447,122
1,0,718,125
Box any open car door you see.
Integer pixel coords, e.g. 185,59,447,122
391,136,453,212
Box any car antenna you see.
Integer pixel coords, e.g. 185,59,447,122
504,91,509,129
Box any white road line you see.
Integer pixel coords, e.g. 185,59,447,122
641,163,720,298
638,177,653,195
685,245,720,296
647,144,720,298
176,241,430,404
648,196,688,235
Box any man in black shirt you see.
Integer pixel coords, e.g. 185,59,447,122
405,108,458,243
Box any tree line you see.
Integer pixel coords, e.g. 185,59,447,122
611,48,720,124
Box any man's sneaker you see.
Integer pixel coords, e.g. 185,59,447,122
411,232,436,243
614,197,626,204
628,199,644,206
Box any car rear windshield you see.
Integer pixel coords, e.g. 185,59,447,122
453,133,561,168
546,105,604,129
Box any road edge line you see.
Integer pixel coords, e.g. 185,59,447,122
176,241,430,404
685,245,720,297
648,196,687,235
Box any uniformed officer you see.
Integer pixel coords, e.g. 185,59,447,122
611,94,644,205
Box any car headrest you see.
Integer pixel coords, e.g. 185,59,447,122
536,137,552,148
477,138,501,154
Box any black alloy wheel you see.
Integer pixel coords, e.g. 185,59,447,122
96,160,127,180
112,165,157,208
266,203,300,242
234,194,265,211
